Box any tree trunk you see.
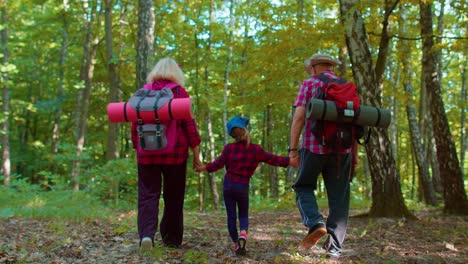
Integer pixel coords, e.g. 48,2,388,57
52,3,68,155
266,105,278,198
419,1,468,214
71,2,98,191
105,0,119,161
339,0,412,218
399,5,437,205
286,106,296,186
206,111,220,210
460,62,467,172
136,0,155,90
1,0,11,185
222,0,234,144
203,0,220,210
419,69,443,194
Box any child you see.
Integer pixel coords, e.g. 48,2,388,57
196,116,298,256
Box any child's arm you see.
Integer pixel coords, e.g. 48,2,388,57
257,145,290,167
199,145,229,173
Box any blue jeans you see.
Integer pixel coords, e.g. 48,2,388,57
293,149,351,251
223,179,249,243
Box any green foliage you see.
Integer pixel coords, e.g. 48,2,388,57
0,177,111,220
82,158,137,208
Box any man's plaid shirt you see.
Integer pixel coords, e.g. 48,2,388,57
294,70,351,154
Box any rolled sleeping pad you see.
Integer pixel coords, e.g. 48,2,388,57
306,98,391,128
107,98,193,123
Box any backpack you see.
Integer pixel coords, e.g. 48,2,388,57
130,83,179,154
312,73,362,150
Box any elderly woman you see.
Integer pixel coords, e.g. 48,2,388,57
131,58,201,251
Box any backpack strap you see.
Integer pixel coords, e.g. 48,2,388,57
357,127,372,145
136,89,151,149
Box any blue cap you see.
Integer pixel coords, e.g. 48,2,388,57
226,116,249,138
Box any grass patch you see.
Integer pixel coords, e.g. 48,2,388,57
0,184,112,221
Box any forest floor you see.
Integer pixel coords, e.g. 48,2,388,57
0,208,467,264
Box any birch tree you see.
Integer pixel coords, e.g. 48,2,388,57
399,4,436,206
339,0,412,217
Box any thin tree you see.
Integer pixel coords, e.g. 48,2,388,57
105,0,119,161
399,4,436,205
1,0,11,185
460,61,467,171
339,0,413,217
223,0,234,144
71,1,99,191
204,0,220,210
419,0,468,214
51,1,69,155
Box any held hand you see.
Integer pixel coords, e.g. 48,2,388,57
195,164,207,173
289,155,300,168
192,158,202,170
288,150,299,159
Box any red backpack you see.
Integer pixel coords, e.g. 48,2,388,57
312,73,361,151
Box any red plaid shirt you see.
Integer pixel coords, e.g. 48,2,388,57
131,80,201,165
205,141,290,184
293,70,351,154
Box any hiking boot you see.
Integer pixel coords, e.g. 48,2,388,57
140,237,153,252
301,223,327,249
325,247,341,259
236,233,247,256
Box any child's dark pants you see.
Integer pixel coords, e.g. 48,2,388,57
223,180,249,243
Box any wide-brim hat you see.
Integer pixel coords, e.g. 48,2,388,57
226,116,249,138
308,53,341,67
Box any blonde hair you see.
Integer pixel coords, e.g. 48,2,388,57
231,127,250,147
146,58,185,86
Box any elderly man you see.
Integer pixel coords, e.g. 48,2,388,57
289,53,352,259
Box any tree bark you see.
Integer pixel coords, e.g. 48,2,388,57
206,110,220,210
399,5,436,205
136,0,155,90
52,2,68,155
71,1,99,191
222,0,234,144
105,0,119,161
266,104,278,198
287,106,296,186
1,0,11,185
419,1,468,214
460,62,467,172
339,0,412,217
203,0,220,210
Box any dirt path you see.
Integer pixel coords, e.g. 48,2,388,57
1,209,467,263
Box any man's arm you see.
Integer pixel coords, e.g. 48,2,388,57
289,106,306,159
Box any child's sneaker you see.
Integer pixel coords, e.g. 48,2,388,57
140,237,153,252
236,233,247,256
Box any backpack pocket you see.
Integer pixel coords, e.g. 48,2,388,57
140,124,167,150
137,120,177,155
